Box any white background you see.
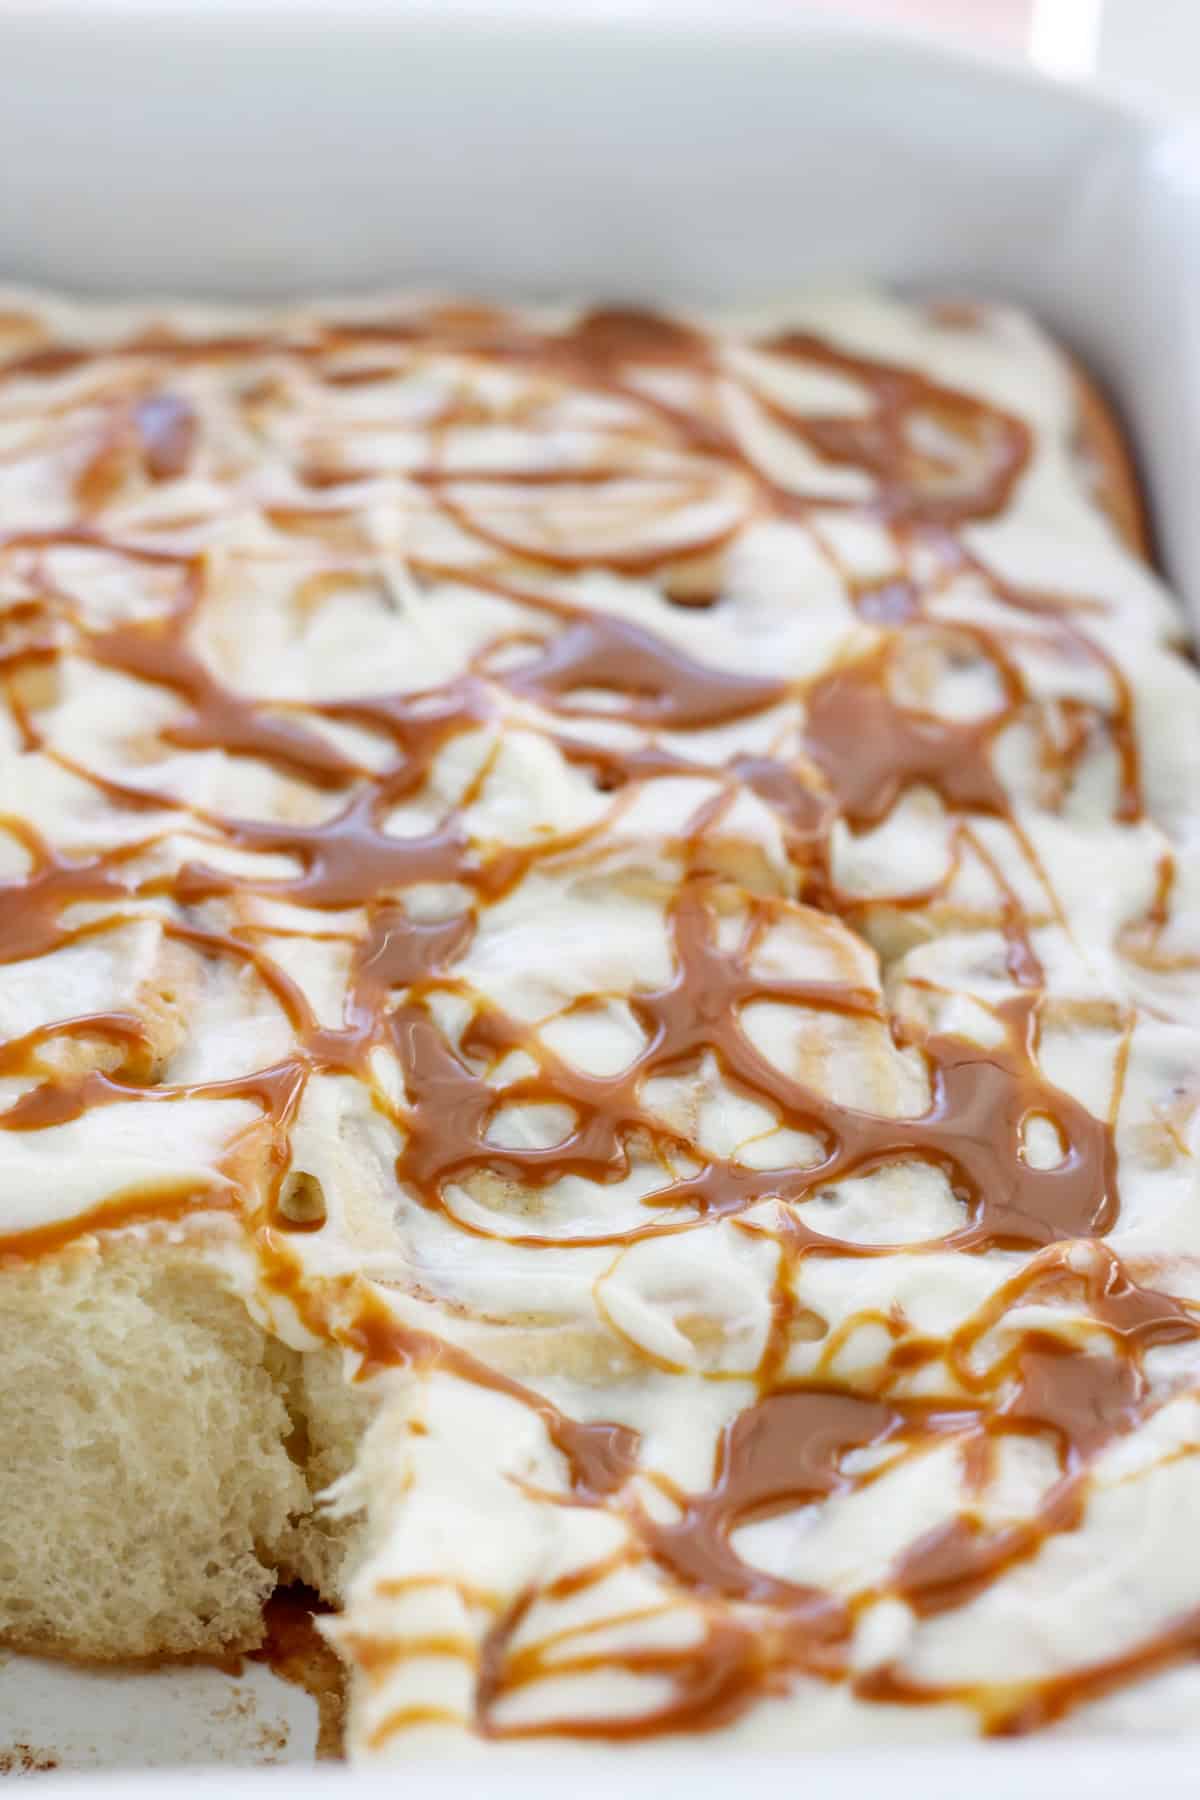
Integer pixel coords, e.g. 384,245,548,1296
5,1,1192,110
826,0,1200,106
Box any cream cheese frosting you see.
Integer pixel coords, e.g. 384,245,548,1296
0,287,1199,1751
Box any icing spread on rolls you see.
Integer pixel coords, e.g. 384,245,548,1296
1,288,1200,1748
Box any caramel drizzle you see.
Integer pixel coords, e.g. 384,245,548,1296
0,302,1187,1742
90,614,361,789
337,1291,640,1505
374,894,1114,1255
802,643,1010,828
503,611,786,731
0,820,140,964
463,1241,1200,1742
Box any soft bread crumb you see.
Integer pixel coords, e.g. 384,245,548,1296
0,1236,366,1662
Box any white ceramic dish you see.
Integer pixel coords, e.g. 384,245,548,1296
1,4,1199,1785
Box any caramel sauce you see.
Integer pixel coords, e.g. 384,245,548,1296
369,897,1115,1256
504,611,787,731
269,1274,640,1505
756,328,1032,527
802,645,1009,829
644,1387,902,1604
0,822,139,964
90,617,360,789
251,1587,346,1760
0,300,1189,1746
0,1177,233,1264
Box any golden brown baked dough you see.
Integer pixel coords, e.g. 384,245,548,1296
1072,363,1151,560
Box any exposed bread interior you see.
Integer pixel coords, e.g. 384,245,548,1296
0,1233,366,1662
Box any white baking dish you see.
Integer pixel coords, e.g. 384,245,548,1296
1,3,1199,1786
